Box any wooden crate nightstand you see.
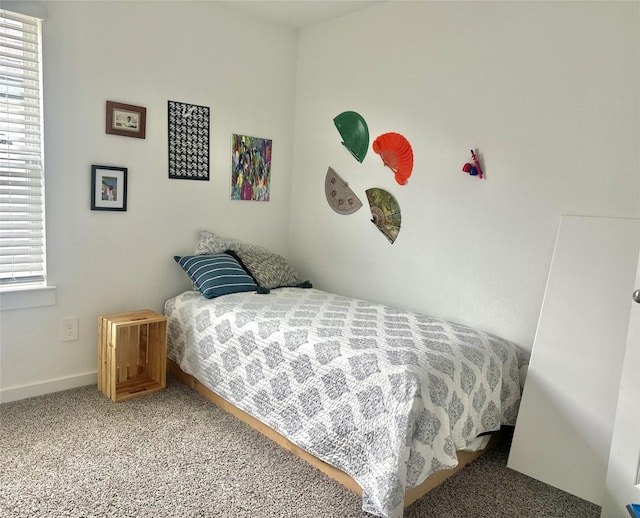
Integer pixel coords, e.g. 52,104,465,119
98,310,167,402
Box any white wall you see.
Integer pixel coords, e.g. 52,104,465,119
0,1,298,400
289,0,640,352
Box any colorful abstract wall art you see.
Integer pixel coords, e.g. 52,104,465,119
231,134,272,201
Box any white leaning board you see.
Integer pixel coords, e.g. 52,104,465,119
601,254,640,517
507,215,640,506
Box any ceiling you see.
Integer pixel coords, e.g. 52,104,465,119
221,1,385,30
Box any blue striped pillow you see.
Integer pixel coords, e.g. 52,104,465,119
174,254,257,299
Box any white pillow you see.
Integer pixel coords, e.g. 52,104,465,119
193,230,270,256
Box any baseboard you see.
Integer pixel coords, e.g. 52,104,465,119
0,372,97,403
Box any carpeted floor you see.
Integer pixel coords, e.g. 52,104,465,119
0,377,601,518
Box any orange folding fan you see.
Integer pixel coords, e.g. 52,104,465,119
372,132,414,185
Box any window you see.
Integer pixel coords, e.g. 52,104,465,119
0,9,46,288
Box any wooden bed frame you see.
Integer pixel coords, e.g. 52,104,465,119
168,358,500,508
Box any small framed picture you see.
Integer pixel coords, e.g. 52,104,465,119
105,100,146,139
91,165,127,211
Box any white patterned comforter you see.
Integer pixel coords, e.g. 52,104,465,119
165,288,527,518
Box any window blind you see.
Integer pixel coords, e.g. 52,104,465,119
0,10,45,287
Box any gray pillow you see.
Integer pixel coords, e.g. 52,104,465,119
232,248,302,289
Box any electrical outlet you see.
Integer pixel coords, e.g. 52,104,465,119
62,317,78,341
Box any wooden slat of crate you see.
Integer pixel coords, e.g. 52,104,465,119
149,320,165,387
117,326,126,383
108,320,117,400
127,325,137,380
114,376,165,402
138,323,148,377
97,316,106,392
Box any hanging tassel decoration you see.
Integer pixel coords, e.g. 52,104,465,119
470,149,484,179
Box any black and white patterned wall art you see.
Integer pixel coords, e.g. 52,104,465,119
168,100,210,180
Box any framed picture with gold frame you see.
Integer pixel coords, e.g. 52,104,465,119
105,101,146,139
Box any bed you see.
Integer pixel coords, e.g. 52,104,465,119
165,232,527,518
